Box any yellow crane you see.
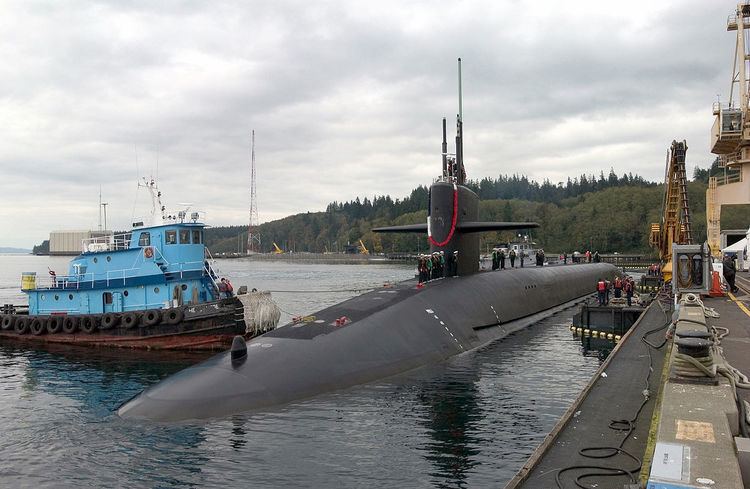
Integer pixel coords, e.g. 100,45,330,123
649,140,693,282
272,242,284,254
358,239,369,255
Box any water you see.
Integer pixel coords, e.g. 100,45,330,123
0,255,604,488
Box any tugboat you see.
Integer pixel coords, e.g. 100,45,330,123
0,179,279,350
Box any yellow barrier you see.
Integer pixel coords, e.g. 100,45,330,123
21,272,36,291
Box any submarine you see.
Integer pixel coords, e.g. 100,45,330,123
118,62,620,422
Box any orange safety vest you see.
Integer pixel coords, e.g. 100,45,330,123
614,278,622,289
597,281,606,292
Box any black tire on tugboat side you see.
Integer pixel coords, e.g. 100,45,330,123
121,312,139,329
141,309,162,327
62,316,79,334
14,317,30,335
1,314,15,330
46,316,64,334
81,315,99,334
30,317,46,335
163,307,184,325
101,313,120,330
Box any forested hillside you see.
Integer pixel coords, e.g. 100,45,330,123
33,167,748,256
205,169,749,255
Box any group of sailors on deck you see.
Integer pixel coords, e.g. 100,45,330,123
417,251,458,283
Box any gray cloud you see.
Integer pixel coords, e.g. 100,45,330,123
0,0,734,247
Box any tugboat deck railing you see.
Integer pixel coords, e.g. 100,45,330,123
34,261,208,290
81,232,132,253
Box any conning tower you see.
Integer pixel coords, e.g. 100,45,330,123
374,59,537,275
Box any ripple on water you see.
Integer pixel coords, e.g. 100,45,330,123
0,259,605,488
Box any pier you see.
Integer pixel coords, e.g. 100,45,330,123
506,273,750,488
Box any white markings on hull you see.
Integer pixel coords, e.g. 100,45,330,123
425,308,464,351
490,305,500,323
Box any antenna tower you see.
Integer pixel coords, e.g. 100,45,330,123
247,130,261,254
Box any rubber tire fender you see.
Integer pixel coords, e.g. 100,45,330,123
81,315,99,334
163,307,184,325
100,313,120,330
1,314,15,331
121,312,139,330
30,317,46,336
14,317,30,335
141,309,162,327
46,316,64,334
62,316,79,334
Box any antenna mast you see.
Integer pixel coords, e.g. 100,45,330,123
456,58,466,184
247,130,261,254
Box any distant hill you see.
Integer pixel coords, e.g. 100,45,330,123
0,247,31,254
32,168,748,256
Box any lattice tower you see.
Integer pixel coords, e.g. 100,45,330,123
247,130,261,254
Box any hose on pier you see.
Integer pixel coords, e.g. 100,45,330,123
555,304,672,489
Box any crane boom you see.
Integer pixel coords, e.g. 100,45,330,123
649,140,693,282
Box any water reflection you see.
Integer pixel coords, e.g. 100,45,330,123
418,365,481,488
0,300,605,488
579,335,614,360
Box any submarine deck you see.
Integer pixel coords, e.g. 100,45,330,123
264,278,423,340
505,299,670,489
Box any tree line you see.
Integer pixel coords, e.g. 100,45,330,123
34,166,748,257
206,170,683,255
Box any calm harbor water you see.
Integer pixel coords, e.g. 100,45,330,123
0,254,605,488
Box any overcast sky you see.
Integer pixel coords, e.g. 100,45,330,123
0,0,737,248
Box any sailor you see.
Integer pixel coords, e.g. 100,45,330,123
604,279,610,304
491,248,499,270
613,276,622,298
509,249,516,268
426,254,434,280
624,277,634,306
499,248,506,269
723,253,739,293
439,251,445,278
536,249,545,267
218,278,228,299
453,250,459,276
593,251,601,263
586,250,591,263
225,279,234,297
563,252,568,265
520,250,525,268
597,278,606,305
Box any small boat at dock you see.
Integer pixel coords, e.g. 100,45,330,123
0,180,278,351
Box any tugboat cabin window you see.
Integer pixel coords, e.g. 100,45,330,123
138,232,151,247
103,292,113,305
192,230,202,244
179,229,190,244
166,230,177,245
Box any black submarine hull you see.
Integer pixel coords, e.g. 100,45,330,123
118,263,619,421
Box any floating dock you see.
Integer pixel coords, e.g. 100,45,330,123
506,272,750,488
505,298,670,488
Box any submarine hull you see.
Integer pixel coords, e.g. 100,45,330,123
118,263,619,421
